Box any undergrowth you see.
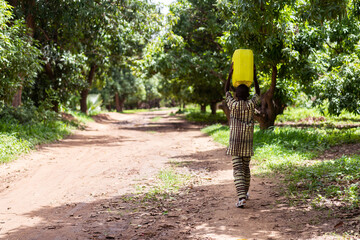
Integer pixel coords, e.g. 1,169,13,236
0,104,86,164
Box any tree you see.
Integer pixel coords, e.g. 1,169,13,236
297,0,360,115
98,0,162,112
218,0,307,129
10,0,161,114
99,68,137,112
145,0,228,114
0,0,41,105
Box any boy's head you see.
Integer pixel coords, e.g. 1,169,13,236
235,84,250,100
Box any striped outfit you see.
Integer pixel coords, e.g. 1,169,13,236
225,91,260,199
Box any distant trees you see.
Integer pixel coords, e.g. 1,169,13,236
143,0,228,114
6,0,161,113
1,0,359,124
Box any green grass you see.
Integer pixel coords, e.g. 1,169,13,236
185,111,228,124
287,155,360,208
277,107,360,124
0,120,71,163
67,110,94,123
150,116,161,122
0,108,90,164
172,105,228,124
202,123,360,208
135,168,192,201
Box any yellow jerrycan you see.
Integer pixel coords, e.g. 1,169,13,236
232,49,253,87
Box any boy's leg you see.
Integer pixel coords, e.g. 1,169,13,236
232,156,248,200
243,157,251,195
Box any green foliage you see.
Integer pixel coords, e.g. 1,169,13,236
0,134,31,163
312,54,360,115
0,104,72,163
143,0,228,107
99,68,137,110
10,0,162,111
0,0,42,104
287,155,360,208
296,0,360,116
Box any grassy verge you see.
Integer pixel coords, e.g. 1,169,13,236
202,123,360,208
172,105,228,124
277,107,360,126
0,106,90,164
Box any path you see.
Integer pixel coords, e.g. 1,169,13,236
0,111,342,239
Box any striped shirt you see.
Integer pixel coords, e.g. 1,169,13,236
225,91,260,156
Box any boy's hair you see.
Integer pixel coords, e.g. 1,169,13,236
236,84,250,100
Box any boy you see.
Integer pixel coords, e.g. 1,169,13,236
224,63,260,208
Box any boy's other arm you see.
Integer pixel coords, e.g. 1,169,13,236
254,64,260,96
225,62,234,93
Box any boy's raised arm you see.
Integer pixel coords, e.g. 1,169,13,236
253,64,260,96
225,62,234,93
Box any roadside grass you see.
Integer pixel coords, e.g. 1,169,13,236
135,168,193,202
66,110,94,123
288,155,360,209
0,118,73,164
150,116,162,122
0,107,90,164
277,107,360,125
202,122,360,208
173,105,227,124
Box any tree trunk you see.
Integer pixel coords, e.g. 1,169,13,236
12,85,22,107
219,100,230,124
80,64,97,114
80,89,89,114
52,101,59,113
9,0,35,107
210,102,217,115
115,93,125,112
254,65,286,130
200,104,206,113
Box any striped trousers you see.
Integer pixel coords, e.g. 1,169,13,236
232,156,251,200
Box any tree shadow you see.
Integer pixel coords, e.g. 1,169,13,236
169,148,233,172
120,121,201,133
37,134,131,148
2,177,358,240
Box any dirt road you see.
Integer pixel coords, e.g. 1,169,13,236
0,111,345,239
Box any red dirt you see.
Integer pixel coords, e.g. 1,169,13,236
0,111,358,239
